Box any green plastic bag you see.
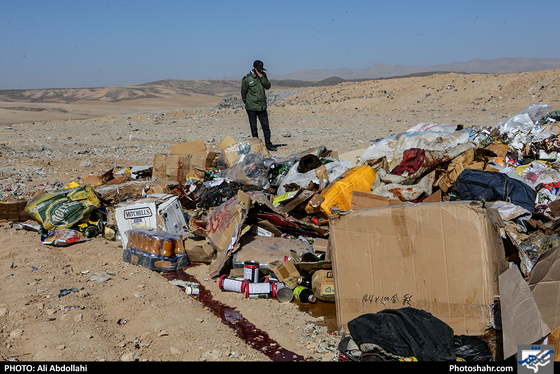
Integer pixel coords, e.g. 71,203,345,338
24,185,101,231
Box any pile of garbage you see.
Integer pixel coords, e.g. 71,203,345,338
6,103,560,362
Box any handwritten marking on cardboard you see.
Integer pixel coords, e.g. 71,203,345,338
362,293,413,307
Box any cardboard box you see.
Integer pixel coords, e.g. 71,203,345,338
0,200,30,221
218,136,237,150
115,193,188,249
169,139,207,156
499,266,550,358
338,148,366,166
529,245,560,331
267,259,301,289
153,139,217,182
350,190,442,210
184,236,215,264
329,201,508,336
170,138,218,169
233,235,313,269
222,138,270,167
207,191,251,277
312,269,335,302
153,153,206,182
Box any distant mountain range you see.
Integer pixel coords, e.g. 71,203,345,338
265,57,560,81
2,58,559,104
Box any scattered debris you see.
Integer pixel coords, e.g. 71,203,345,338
6,103,560,362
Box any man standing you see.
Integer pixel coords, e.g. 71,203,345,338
241,60,277,151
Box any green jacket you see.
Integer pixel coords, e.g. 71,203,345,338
241,70,271,111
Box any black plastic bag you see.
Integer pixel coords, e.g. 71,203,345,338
453,335,493,362
347,307,456,361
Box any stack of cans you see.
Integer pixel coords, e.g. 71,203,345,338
218,260,293,302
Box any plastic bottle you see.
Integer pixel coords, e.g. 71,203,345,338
293,285,316,303
301,252,321,262
84,225,100,238
161,237,174,257
297,276,312,288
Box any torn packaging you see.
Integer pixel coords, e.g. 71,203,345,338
499,266,550,359
371,170,437,202
378,142,477,185
206,190,328,278
529,245,560,332
207,190,251,278
25,185,101,231
114,193,188,250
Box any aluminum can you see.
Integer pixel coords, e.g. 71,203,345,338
243,260,260,283
219,275,248,293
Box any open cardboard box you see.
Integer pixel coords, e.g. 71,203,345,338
114,193,188,249
152,139,217,182
329,201,508,336
350,189,442,210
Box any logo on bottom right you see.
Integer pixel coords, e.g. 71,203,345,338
518,345,554,374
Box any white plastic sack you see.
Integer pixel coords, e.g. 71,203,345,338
405,122,457,134
360,129,471,165
496,104,552,141
276,158,353,196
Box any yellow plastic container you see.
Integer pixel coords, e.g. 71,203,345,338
306,165,376,216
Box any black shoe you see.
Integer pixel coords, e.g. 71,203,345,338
266,145,277,151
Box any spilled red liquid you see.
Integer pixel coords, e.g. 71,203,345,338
162,268,306,362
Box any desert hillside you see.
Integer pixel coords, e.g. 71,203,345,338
1,69,560,363
2,69,560,198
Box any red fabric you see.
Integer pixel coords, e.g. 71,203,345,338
392,148,426,176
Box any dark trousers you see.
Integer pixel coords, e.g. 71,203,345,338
246,109,272,147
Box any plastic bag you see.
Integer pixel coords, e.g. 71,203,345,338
226,153,271,189
361,129,471,166
453,335,493,362
405,122,458,133
24,185,101,231
347,308,456,361
41,229,88,246
277,158,352,196
496,104,552,143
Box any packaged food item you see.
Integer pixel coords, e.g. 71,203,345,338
122,228,188,271
41,229,88,246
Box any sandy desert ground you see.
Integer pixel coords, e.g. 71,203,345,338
1,69,560,362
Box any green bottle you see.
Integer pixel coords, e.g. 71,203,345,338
293,285,316,303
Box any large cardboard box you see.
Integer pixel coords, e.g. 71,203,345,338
329,201,508,336
115,193,188,249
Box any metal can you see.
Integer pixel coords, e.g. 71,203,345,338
275,283,294,303
219,275,248,293
243,260,260,283
245,282,276,298
184,286,200,295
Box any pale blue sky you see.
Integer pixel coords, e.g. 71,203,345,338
2,0,559,89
